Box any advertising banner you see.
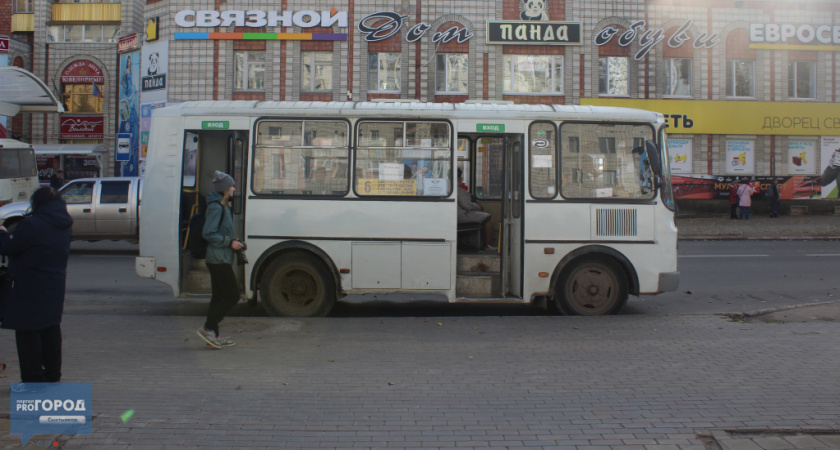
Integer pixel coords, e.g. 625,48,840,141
725,140,755,174
820,136,840,198
672,175,820,200
140,41,168,104
117,51,140,176
667,138,692,173
787,140,816,174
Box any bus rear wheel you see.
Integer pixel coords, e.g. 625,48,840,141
554,255,628,316
260,252,336,317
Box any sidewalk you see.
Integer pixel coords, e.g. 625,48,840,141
676,213,840,240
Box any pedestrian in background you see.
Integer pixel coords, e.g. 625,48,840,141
196,171,244,349
0,186,73,382
737,179,755,220
728,181,739,219
767,178,781,218
49,169,65,190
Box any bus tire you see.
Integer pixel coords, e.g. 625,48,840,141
260,252,336,317
554,255,628,316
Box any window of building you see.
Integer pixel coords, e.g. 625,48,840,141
598,57,628,96
664,58,692,97
436,53,468,94
726,59,755,97
47,25,120,43
62,84,104,113
560,122,656,200
302,52,333,92
14,0,33,13
368,53,401,92
234,51,265,91
503,55,563,94
355,121,451,197
788,61,816,99
253,120,350,196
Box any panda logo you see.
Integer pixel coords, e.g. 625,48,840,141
520,0,549,21
147,52,160,76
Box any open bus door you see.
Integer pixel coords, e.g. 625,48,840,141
180,129,248,295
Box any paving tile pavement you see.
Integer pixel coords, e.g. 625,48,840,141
1,310,838,449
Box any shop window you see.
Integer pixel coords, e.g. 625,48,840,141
436,53,468,94
788,61,815,99
726,60,755,97
234,51,265,91
47,25,120,43
368,53,401,92
664,58,692,97
302,52,333,92
598,57,628,96
63,84,104,113
503,55,563,94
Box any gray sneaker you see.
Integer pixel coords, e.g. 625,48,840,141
216,335,235,347
196,328,221,349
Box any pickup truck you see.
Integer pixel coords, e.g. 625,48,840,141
0,176,142,243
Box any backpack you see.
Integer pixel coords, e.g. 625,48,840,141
186,201,222,259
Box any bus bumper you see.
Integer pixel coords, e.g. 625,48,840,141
658,271,680,293
136,257,157,279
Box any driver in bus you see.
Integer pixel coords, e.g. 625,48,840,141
457,168,495,251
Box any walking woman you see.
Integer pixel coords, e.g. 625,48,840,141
737,179,755,220
0,187,73,382
196,171,244,349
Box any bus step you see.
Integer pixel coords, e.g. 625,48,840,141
456,254,500,273
184,269,212,291
456,273,500,298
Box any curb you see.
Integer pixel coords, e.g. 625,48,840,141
723,300,840,321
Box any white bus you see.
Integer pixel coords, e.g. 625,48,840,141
136,101,679,316
0,138,41,206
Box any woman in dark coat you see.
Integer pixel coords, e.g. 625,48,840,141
0,186,73,382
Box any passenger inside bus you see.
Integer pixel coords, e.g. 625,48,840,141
457,168,495,251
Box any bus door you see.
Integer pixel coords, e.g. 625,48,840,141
180,129,248,293
500,134,523,298
226,131,248,289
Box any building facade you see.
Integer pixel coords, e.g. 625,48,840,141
3,0,840,199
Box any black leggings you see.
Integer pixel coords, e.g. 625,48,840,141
16,324,62,382
204,263,240,336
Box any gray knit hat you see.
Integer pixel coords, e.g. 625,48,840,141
211,170,235,192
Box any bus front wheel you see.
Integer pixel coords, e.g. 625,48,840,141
554,255,628,316
260,252,336,317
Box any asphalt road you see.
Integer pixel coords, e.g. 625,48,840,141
67,240,840,317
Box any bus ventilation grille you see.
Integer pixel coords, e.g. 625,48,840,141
595,208,638,237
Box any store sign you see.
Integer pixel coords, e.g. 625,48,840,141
750,23,840,45
175,9,348,28
60,116,104,139
358,12,473,44
487,21,581,45
580,98,840,137
118,33,138,53
0,35,9,53
594,19,720,61
60,60,104,84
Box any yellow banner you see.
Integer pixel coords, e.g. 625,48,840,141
580,98,840,136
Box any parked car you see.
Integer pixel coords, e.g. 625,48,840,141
0,176,142,243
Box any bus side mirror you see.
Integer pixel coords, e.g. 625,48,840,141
645,140,662,178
